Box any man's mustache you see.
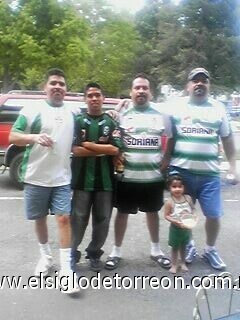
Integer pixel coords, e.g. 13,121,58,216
194,87,206,95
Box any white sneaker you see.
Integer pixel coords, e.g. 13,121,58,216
58,269,80,294
34,255,53,277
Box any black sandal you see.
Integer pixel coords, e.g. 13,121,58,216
150,255,171,269
105,256,121,270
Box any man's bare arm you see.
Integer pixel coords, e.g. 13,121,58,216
160,137,175,173
9,131,54,148
72,142,119,157
221,134,238,179
82,142,119,155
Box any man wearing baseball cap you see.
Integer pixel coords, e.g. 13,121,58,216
187,67,210,81
164,67,238,270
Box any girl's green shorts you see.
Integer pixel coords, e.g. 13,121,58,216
168,224,191,249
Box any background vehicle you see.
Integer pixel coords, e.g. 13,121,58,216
222,100,240,118
0,90,120,189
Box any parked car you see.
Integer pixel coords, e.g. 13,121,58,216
0,90,120,188
230,105,240,117
221,100,240,118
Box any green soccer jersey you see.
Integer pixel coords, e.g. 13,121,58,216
71,112,122,191
165,97,232,175
119,103,172,183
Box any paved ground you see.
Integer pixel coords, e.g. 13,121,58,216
0,167,240,320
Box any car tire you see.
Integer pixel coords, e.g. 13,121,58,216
9,152,24,190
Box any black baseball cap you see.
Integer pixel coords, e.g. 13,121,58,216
188,68,210,81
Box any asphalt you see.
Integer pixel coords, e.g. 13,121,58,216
0,165,240,320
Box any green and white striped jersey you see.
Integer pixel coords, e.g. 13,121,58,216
119,102,172,183
11,100,74,186
166,97,232,176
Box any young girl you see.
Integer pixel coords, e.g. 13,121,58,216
164,174,196,274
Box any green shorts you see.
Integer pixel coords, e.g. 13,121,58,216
168,224,190,249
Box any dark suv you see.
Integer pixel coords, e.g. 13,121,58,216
0,90,120,188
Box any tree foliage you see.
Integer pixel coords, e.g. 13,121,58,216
0,0,91,91
0,0,141,95
135,0,240,95
0,0,240,96
67,0,141,95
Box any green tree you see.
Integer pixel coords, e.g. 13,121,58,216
0,0,90,92
85,19,141,96
135,0,240,95
70,0,141,96
180,0,240,92
0,1,23,91
0,0,141,96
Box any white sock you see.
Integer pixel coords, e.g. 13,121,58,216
39,243,52,257
151,242,164,257
109,245,122,258
60,248,72,271
205,245,215,253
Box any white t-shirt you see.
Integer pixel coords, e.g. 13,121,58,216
12,100,74,186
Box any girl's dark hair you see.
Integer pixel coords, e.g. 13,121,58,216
166,174,184,190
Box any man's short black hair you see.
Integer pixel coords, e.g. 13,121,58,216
132,73,151,90
45,68,65,82
133,73,150,82
84,82,103,96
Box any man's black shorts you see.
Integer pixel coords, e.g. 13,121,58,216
114,181,165,214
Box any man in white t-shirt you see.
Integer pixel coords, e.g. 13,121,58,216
9,68,79,294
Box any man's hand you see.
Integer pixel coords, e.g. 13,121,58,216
113,153,125,168
105,109,119,121
160,158,169,174
33,133,54,147
115,99,131,112
105,99,131,120
226,171,239,185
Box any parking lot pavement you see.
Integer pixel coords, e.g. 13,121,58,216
220,160,240,175
0,164,239,320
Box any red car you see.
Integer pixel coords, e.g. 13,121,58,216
0,90,120,188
